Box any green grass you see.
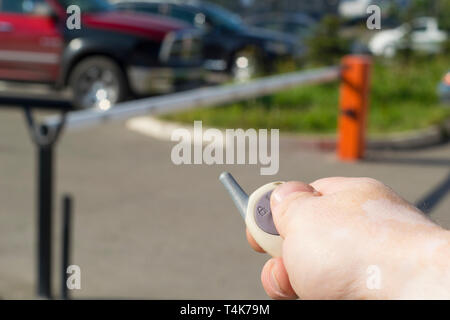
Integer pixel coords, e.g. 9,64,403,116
162,55,450,135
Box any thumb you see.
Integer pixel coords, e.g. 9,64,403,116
270,181,320,237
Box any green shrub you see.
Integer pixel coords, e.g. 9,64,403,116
162,55,450,135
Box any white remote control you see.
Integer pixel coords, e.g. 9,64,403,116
220,172,284,257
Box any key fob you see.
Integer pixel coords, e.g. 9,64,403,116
246,182,284,257
220,172,283,257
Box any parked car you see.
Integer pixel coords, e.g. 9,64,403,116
438,70,450,104
115,0,302,82
338,0,392,20
0,0,204,109
244,13,316,40
369,17,448,58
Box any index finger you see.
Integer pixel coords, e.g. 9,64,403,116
246,228,266,253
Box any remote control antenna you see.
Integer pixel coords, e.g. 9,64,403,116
219,172,249,219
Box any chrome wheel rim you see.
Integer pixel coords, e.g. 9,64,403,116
77,66,119,110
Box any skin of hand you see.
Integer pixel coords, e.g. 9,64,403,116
246,177,450,300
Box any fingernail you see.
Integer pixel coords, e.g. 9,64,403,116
271,182,317,210
269,262,288,298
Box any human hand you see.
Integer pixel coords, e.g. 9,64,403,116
247,177,450,299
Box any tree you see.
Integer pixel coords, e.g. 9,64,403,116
306,15,350,66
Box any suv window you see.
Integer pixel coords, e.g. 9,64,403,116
412,21,428,32
137,3,159,14
412,24,427,32
0,0,52,15
117,2,158,14
168,5,197,25
0,0,48,14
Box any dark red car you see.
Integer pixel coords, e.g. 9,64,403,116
0,0,203,109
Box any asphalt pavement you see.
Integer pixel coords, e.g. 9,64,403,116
0,106,449,299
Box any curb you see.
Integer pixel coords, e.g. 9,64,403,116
367,119,450,150
126,116,450,151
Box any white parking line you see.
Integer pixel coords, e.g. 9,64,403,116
126,116,207,145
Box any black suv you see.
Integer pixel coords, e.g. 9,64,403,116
116,0,302,81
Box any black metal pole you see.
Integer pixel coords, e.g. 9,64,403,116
37,126,53,299
24,108,66,299
61,194,72,300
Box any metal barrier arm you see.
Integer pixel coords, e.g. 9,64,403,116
44,66,340,131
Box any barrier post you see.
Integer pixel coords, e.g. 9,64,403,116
37,138,53,299
24,108,66,299
338,55,372,161
61,194,73,300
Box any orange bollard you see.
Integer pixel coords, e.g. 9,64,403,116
338,55,372,161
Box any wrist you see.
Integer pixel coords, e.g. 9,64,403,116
395,229,450,299
355,227,450,300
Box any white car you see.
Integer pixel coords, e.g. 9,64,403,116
369,17,447,57
339,0,372,19
339,0,391,19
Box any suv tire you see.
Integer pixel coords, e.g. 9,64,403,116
69,56,128,110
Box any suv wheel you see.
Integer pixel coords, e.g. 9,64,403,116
69,56,128,110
